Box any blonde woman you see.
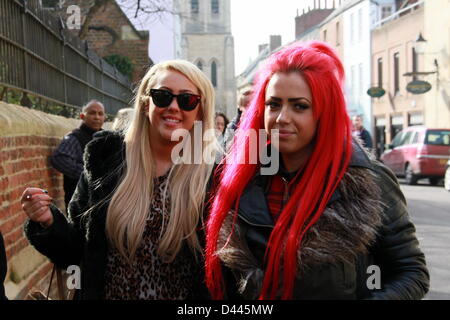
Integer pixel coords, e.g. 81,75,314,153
21,60,218,300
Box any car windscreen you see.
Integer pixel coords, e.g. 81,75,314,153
425,130,450,146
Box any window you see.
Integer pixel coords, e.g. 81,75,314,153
412,47,418,81
211,0,219,14
358,9,362,42
336,22,340,45
381,5,393,19
377,58,383,88
211,61,217,87
196,60,203,71
323,30,327,42
358,64,363,97
394,52,400,94
350,13,354,44
191,0,199,14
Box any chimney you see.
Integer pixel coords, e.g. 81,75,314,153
270,35,282,52
259,43,269,53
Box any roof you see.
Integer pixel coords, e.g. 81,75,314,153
112,0,149,40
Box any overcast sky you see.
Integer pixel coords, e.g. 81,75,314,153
230,0,336,76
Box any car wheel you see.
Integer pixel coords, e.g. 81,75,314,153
405,163,418,185
429,177,441,186
445,167,450,191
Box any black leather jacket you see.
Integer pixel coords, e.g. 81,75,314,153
218,143,429,300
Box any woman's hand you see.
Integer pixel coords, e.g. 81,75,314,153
21,188,54,228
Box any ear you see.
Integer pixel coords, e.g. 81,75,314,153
80,113,85,120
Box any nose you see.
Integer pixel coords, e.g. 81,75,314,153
167,97,181,112
276,105,290,124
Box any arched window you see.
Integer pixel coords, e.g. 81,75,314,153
196,60,203,71
211,0,219,14
191,0,199,13
211,61,217,87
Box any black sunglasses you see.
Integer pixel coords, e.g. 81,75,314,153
150,89,201,111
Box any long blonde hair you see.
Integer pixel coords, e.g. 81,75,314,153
106,60,217,262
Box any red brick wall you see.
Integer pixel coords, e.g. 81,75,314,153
0,136,64,261
0,102,80,299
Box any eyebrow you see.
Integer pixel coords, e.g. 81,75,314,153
268,96,312,104
159,86,196,94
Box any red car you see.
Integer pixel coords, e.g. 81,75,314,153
380,126,450,185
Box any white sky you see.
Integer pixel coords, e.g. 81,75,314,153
231,0,336,76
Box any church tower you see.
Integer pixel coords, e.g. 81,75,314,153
175,0,236,118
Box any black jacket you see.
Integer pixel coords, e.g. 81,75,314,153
217,143,429,300
25,131,209,300
0,233,7,300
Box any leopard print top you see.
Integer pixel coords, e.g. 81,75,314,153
103,171,200,300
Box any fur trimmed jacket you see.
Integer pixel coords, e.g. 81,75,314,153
24,131,209,300
217,143,430,300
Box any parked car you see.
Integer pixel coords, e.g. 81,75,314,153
380,126,450,185
445,160,450,191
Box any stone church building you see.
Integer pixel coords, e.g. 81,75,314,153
175,0,236,118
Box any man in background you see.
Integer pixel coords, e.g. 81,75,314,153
352,115,373,151
223,89,254,150
51,100,106,208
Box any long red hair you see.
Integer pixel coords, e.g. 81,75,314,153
206,41,353,299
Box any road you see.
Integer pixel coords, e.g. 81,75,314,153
399,179,450,300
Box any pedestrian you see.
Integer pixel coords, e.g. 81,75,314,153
0,232,7,300
205,41,429,300
112,107,134,132
222,89,253,150
22,60,218,300
50,100,106,209
352,115,373,150
214,112,229,145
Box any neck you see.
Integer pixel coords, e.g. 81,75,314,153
281,144,313,173
150,139,176,177
80,123,99,135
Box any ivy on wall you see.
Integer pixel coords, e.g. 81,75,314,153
104,54,134,79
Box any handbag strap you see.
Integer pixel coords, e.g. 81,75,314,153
56,267,66,300
45,265,56,300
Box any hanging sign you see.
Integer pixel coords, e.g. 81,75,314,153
367,87,386,98
406,80,432,94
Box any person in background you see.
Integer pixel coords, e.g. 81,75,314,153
214,112,229,146
205,41,429,300
222,89,253,150
22,60,218,300
112,108,134,132
0,232,7,300
352,115,373,150
50,100,106,209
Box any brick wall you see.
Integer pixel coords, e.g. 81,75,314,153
59,0,150,84
0,102,80,299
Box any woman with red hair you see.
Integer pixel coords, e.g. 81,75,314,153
205,41,429,300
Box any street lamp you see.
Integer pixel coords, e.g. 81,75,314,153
403,33,439,93
415,33,427,55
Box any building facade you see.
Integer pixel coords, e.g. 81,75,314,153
176,0,236,118
371,0,425,156
43,0,150,85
